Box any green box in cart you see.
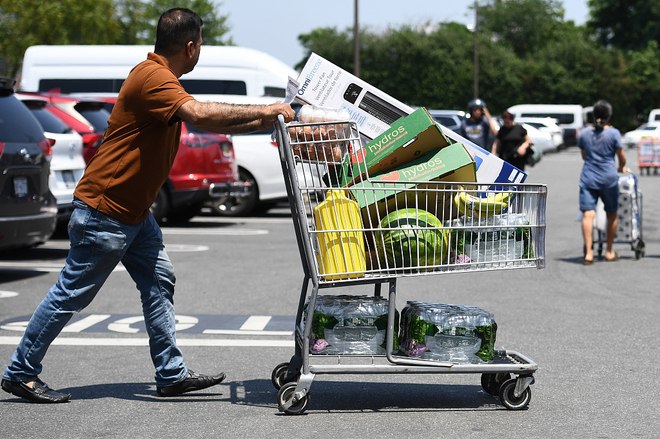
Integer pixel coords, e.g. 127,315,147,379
340,107,452,186
347,142,477,227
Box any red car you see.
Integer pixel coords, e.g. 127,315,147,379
22,92,243,223
151,121,242,223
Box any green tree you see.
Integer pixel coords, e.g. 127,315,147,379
0,0,231,78
134,0,232,46
478,0,565,58
297,22,522,114
0,0,121,77
625,41,660,123
587,0,660,51
296,27,353,72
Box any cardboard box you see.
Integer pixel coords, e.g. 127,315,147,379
347,142,477,227
295,53,527,184
294,53,528,185
339,108,451,186
442,129,527,184
295,52,413,141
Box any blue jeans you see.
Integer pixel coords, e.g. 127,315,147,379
3,199,187,387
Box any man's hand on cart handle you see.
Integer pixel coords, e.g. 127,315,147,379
271,102,295,123
252,102,295,132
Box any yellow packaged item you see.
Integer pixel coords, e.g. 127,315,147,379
314,190,366,280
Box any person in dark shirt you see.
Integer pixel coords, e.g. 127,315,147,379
458,98,498,151
492,110,532,172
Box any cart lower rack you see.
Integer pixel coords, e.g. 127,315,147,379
272,115,546,414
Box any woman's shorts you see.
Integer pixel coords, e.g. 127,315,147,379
579,185,619,213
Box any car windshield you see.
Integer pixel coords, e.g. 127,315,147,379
29,106,73,134
432,116,458,126
74,103,110,132
0,95,45,142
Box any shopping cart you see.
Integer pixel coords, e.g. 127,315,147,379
272,115,547,414
592,172,645,260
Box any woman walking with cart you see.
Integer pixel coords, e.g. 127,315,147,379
579,100,628,265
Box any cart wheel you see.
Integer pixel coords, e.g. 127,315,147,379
498,378,532,410
481,373,512,395
277,382,310,415
271,362,297,390
634,241,646,260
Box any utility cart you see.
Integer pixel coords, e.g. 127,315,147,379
272,113,547,414
637,137,660,175
593,172,645,260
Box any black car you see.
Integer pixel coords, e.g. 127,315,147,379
0,77,57,251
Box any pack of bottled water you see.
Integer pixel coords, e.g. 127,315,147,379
399,301,497,363
304,295,397,355
446,213,535,266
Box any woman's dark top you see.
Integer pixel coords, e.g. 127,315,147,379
497,124,528,171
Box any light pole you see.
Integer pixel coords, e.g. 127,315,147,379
473,0,479,99
354,0,360,77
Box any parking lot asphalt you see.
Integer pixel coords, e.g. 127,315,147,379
1,146,658,438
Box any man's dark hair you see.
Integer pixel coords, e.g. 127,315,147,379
155,8,203,56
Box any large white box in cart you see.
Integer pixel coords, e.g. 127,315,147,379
294,53,527,185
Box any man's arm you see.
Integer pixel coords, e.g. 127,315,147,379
176,100,295,134
483,107,499,136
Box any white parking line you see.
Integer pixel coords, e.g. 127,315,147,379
239,315,272,331
161,228,269,236
0,262,126,273
202,329,293,336
0,291,19,299
0,336,294,347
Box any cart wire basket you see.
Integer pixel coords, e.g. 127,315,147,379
272,114,546,414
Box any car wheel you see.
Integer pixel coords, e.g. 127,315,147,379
211,169,259,217
167,202,204,224
150,187,170,224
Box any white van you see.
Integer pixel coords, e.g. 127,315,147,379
507,104,584,147
19,45,297,99
648,109,660,123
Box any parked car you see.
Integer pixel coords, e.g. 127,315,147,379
150,121,241,223
648,109,660,123
426,109,466,133
19,92,110,163
0,77,57,250
621,123,660,149
15,93,85,222
507,104,584,147
78,96,243,224
515,117,564,151
205,97,326,217
520,123,556,154
210,127,284,216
